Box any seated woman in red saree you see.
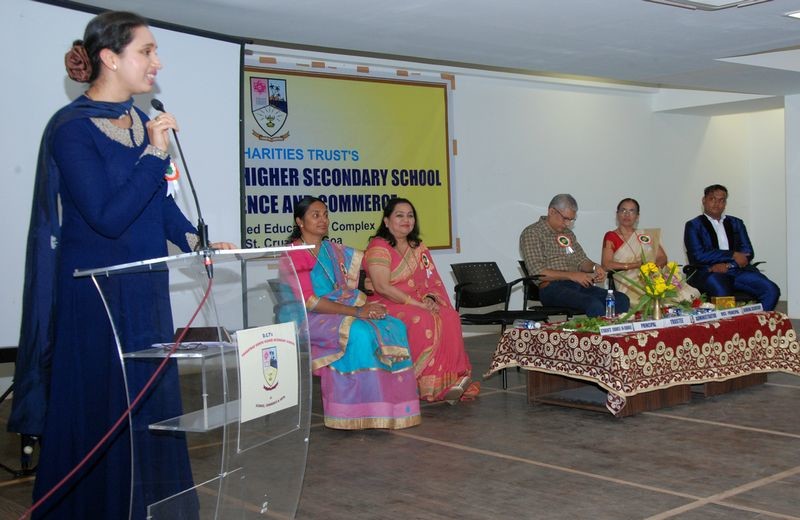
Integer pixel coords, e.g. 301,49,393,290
286,197,421,429
601,197,700,307
364,198,478,404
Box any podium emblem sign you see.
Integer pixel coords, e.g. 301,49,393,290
238,322,299,423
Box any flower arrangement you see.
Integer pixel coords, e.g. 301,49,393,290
617,261,680,319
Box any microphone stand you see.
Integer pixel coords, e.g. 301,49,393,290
171,130,213,278
169,130,209,249
151,99,212,277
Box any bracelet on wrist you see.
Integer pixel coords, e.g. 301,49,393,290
143,144,169,161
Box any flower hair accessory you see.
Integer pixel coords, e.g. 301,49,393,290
65,41,92,83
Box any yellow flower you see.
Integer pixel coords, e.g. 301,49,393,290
644,262,659,275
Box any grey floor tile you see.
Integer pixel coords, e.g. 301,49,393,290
721,472,800,518
1,330,799,519
297,428,691,520
660,503,772,519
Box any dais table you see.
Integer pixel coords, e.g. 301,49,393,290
486,311,800,417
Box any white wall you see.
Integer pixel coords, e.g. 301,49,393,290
437,75,786,309
786,95,800,318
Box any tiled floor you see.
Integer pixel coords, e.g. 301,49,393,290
1,329,799,519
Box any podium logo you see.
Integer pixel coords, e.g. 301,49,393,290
251,77,289,142
262,347,279,390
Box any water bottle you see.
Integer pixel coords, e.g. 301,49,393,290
605,290,616,318
513,319,541,330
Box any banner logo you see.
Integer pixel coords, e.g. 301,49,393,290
262,346,279,390
251,77,289,141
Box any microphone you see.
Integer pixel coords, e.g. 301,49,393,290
150,99,210,253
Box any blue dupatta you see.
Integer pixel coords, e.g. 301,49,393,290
8,96,135,436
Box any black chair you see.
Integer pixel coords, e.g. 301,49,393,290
267,279,306,325
606,269,618,291
451,262,551,389
0,347,39,478
517,260,581,318
358,269,374,295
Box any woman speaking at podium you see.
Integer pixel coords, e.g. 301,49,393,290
9,11,230,519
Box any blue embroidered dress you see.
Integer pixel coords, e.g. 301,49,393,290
13,96,197,519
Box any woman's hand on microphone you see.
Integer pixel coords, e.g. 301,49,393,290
147,112,179,152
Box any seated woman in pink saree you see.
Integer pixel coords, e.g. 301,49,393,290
364,198,478,404
286,197,421,430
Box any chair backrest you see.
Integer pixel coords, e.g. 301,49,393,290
358,269,374,295
518,260,540,303
451,262,510,309
267,279,305,323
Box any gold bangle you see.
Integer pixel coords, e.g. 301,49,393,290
404,294,412,305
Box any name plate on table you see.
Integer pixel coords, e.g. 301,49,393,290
692,311,722,324
599,323,635,335
633,316,694,330
657,315,694,329
631,319,660,332
686,303,762,325
601,315,694,335
740,303,764,315
625,315,693,333
718,307,743,318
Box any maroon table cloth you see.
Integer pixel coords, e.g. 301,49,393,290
486,311,800,414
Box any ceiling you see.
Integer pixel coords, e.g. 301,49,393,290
50,0,800,95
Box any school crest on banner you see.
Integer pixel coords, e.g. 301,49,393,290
251,77,289,141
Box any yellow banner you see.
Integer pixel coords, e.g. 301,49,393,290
242,68,452,250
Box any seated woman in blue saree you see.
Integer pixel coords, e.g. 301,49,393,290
285,197,421,430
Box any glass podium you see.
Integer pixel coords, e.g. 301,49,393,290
74,246,312,519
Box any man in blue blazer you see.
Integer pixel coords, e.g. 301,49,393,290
684,184,780,310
